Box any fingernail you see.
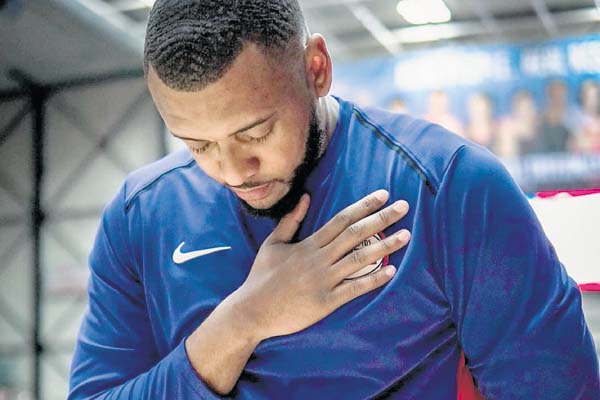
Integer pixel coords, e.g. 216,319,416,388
393,200,408,213
374,190,388,201
397,230,411,241
385,265,396,277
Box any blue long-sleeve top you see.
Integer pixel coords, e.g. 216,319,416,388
69,98,600,399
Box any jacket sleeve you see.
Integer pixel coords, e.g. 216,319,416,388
68,185,224,399
433,144,600,399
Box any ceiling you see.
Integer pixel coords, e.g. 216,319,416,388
1,0,600,92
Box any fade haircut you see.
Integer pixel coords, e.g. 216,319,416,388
144,0,306,91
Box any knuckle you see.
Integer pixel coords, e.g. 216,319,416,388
377,209,390,225
350,281,363,296
381,237,394,250
362,270,380,285
317,289,331,306
351,249,366,265
369,273,384,287
361,196,374,210
299,235,315,249
348,222,364,237
335,212,352,228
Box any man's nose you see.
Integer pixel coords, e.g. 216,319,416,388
218,145,259,187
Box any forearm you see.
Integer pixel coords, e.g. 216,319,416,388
185,291,262,395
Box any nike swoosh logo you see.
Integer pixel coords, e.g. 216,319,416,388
172,242,231,264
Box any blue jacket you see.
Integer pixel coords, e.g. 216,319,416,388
69,98,600,399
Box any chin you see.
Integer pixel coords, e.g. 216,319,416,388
244,183,289,210
238,182,302,220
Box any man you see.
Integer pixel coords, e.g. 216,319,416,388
68,0,600,398
524,80,571,155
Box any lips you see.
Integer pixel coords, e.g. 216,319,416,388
231,182,273,202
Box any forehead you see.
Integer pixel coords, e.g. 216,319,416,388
147,44,304,140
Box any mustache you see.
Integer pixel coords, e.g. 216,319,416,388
228,179,286,190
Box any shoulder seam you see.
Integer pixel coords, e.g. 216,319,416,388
124,158,197,212
352,107,438,196
440,144,468,188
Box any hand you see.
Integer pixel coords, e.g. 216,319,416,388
232,190,411,341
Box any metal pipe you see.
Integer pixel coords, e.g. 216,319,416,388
44,207,105,222
48,0,145,58
51,69,144,92
531,0,559,37
47,89,148,206
0,103,30,147
0,229,27,278
348,4,401,55
31,85,47,400
0,89,28,101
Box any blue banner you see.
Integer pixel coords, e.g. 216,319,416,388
332,34,600,191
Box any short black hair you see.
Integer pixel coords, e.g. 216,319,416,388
144,0,306,91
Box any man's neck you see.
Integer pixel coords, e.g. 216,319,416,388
316,95,340,157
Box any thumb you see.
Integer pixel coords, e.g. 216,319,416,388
265,194,310,245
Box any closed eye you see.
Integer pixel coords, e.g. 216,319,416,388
238,127,274,144
182,114,277,154
188,129,273,154
189,141,212,154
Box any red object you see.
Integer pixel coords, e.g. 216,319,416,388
457,352,485,400
580,283,600,292
536,189,600,198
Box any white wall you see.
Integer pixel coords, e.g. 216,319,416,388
529,193,600,285
0,78,163,400
0,97,34,399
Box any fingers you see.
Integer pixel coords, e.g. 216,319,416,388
329,229,410,284
265,194,310,244
329,264,397,308
310,190,390,247
323,199,409,264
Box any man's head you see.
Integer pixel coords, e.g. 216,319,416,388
512,90,536,117
144,0,333,219
580,80,599,115
546,80,567,108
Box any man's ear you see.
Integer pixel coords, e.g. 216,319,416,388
304,34,333,97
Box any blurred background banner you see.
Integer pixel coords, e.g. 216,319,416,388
333,34,600,192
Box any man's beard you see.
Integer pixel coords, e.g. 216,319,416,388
239,108,325,220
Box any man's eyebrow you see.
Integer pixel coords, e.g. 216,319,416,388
170,112,276,142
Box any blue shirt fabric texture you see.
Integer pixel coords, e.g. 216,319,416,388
69,98,600,399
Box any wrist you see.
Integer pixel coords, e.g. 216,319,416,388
185,290,263,395
220,289,267,344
